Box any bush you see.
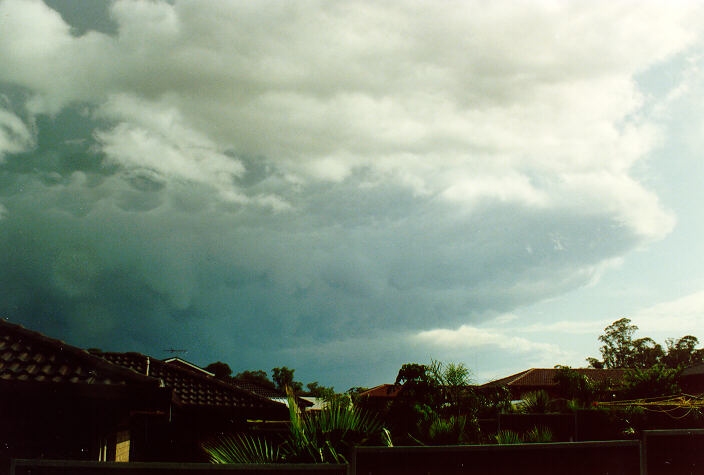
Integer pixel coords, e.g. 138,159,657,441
525,425,553,443
495,430,522,444
521,390,552,414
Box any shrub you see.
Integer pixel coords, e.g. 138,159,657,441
525,425,553,443
495,430,522,444
521,390,552,413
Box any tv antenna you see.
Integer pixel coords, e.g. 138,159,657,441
164,348,188,355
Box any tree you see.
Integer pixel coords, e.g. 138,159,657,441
554,366,596,406
630,337,664,369
306,382,336,400
427,360,472,416
345,387,369,405
588,318,664,369
617,364,681,399
272,366,303,393
235,370,276,389
662,336,704,369
589,318,704,370
389,361,480,444
205,361,233,380
595,318,639,368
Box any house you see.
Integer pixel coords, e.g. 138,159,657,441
0,320,170,468
163,356,216,376
478,368,626,400
358,384,401,400
92,351,289,461
355,384,402,412
0,320,288,468
678,364,704,394
230,378,314,411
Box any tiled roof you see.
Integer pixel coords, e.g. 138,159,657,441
480,368,626,389
97,352,285,411
0,320,158,386
164,357,215,377
681,363,704,377
232,379,285,399
358,384,401,398
230,379,314,408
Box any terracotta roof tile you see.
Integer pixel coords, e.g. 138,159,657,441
480,368,626,389
0,320,158,386
358,384,401,398
97,352,285,411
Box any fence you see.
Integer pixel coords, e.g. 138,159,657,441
10,460,348,475
641,429,704,475
12,429,704,475
352,440,640,475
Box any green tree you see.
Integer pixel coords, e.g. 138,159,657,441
554,366,595,406
617,364,681,399
630,337,665,369
205,361,233,380
389,361,480,444
662,336,704,369
345,387,369,405
306,381,336,400
588,318,664,369
272,366,303,393
234,370,276,389
595,318,639,368
428,360,473,416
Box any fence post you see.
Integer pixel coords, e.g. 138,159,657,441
639,433,647,475
347,446,357,475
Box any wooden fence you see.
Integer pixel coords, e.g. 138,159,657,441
10,460,348,475
12,429,704,475
352,440,640,475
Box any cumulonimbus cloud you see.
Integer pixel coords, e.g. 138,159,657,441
0,0,700,385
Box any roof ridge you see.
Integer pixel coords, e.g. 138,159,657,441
0,320,160,386
508,368,535,385
231,378,284,395
97,351,283,408
163,357,215,376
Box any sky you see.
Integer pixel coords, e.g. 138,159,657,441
2,0,704,390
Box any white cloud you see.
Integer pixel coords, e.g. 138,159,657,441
633,290,704,337
516,319,611,335
0,106,33,159
0,0,697,235
414,324,565,357
1,0,703,387
95,94,254,204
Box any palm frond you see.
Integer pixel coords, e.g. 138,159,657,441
201,434,281,464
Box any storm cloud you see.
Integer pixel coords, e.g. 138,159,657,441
0,0,699,386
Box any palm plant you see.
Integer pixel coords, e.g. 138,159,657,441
203,387,383,464
521,390,552,413
425,414,467,445
202,434,282,463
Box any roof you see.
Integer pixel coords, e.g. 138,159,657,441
681,363,704,377
164,357,215,376
480,368,626,389
97,351,285,411
231,379,285,399
299,396,328,411
0,320,158,387
230,379,314,408
358,384,401,398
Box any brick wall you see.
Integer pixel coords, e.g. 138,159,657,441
115,431,130,462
